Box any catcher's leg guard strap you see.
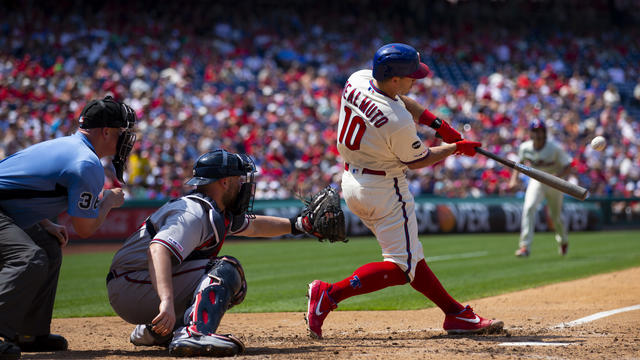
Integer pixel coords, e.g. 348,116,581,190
191,256,247,335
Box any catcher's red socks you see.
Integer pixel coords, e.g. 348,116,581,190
410,259,464,314
329,261,408,303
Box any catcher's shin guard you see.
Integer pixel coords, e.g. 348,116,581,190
189,256,247,335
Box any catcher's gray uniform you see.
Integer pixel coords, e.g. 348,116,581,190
107,192,248,326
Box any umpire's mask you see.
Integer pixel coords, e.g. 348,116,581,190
186,149,257,217
79,96,137,182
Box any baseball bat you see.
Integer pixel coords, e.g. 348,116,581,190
475,148,588,201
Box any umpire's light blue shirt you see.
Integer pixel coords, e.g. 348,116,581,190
0,132,104,229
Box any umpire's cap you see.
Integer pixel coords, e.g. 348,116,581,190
79,96,136,129
372,43,430,82
186,149,256,186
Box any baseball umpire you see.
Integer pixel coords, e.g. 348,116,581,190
306,43,504,339
0,96,137,360
107,149,345,357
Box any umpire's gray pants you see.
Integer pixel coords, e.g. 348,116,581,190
0,211,62,339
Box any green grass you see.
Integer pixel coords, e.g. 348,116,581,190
54,231,640,318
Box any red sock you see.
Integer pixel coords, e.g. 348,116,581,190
329,261,408,303
410,259,464,314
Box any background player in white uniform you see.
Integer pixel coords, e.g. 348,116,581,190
0,96,136,359
108,149,341,357
508,119,572,257
305,43,503,339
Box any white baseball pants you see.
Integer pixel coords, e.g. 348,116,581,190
519,179,568,249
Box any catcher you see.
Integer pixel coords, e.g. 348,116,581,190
107,149,344,357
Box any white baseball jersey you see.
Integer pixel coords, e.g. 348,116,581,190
337,70,429,176
338,70,430,280
517,139,571,175
517,139,571,249
110,192,249,273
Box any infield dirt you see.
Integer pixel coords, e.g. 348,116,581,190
22,265,638,359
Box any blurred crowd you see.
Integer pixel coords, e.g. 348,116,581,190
1,0,639,200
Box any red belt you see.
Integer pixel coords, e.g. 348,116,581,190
344,163,386,176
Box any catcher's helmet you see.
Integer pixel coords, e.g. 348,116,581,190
186,149,256,186
372,43,430,81
529,119,546,131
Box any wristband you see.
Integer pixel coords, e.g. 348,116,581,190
430,117,442,129
418,109,442,129
289,217,304,235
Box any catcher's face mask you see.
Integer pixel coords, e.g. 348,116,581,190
112,103,137,183
228,154,256,218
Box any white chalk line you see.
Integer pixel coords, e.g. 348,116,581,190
367,328,441,335
499,304,640,347
426,251,489,262
499,342,571,347
551,304,640,329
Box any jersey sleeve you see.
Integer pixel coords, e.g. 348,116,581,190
151,210,207,263
517,143,525,161
65,160,104,218
556,144,572,167
388,122,429,164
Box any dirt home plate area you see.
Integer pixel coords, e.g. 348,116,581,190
32,266,639,359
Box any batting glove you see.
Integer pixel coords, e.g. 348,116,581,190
454,140,482,156
435,121,463,143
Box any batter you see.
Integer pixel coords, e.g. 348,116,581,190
305,43,504,339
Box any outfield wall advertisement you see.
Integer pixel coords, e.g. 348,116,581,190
59,197,602,241
262,199,601,237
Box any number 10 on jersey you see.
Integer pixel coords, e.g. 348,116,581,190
338,107,365,150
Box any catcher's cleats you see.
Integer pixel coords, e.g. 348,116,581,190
305,280,337,339
443,305,504,335
169,332,245,357
130,324,172,347
294,186,347,243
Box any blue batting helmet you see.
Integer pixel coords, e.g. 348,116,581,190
529,119,546,131
372,43,430,81
186,149,256,186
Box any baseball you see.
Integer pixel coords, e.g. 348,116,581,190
590,136,606,151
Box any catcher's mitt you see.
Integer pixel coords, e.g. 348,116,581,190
295,186,347,243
